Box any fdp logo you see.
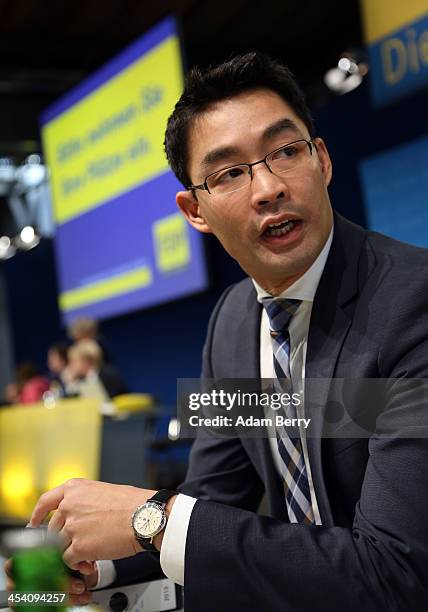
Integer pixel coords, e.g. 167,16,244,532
153,213,191,273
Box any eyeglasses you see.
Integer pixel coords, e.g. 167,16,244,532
189,139,315,197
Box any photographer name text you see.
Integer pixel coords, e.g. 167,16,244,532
188,415,311,428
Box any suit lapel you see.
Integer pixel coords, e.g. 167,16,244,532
305,214,367,526
231,284,261,379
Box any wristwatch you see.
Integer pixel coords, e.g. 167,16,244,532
131,489,178,551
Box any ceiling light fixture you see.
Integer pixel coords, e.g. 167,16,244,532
324,50,369,95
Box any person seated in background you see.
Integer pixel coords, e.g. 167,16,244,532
47,343,73,397
14,361,50,405
0,382,19,407
2,382,20,405
67,317,112,364
67,339,127,400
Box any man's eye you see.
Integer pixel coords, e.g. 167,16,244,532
274,146,297,160
215,167,245,184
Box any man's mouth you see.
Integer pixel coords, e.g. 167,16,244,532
263,219,301,237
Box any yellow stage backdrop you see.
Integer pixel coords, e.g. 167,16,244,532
39,16,207,325
42,34,182,225
0,398,102,520
361,0,428,105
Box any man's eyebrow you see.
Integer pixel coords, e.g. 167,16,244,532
199,119,302,174
261,118,302,142
200,146,241,172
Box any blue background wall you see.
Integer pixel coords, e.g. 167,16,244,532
3,78,427,404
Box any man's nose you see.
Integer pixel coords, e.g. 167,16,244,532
249,162,289,208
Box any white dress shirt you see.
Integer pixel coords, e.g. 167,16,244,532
96,226,333,589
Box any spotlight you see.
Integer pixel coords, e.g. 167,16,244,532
17,226,40,250
0,235,16,260
324,50,369,95
0,236,11,249
15,154,47,189
338,57,360,74
168,418,181,441
20,226,35,244
0,158,16,195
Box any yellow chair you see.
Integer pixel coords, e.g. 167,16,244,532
112,393,154,414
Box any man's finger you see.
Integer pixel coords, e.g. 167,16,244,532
30,485,65,526
62,544,78,569
62,545,95,573
69,592,92,606
58,527,72,551
47,509,66,534
76,561,96,576
70,578,87,595
65,560,96,576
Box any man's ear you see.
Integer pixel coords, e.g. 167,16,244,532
176,190,212,234
313,137,333,187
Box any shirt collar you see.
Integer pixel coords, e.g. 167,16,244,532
253,225,334,303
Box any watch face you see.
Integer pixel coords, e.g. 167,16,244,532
133,502,165,538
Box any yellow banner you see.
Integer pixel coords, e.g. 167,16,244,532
59,264,152,311
361,0,428,44
42,35,183,224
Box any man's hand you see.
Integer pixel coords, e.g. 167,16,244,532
29,479,157,570
4,558,98,607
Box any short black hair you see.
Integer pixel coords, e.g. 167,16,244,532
49,343,69,363
164,51,315,189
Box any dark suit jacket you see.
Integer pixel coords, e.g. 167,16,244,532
114,213,428,611
99,364,128,398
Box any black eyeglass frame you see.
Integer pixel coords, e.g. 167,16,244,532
188,138,316,195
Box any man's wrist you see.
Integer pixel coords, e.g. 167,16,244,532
153,494,178,552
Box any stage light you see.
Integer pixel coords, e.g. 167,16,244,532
0,158,16,195
20,225,35,243
324,50,368,95
0,158,15,181
324,68,345,90
0,235,16,260
338,57,352,72
0,236,11,249
17,226,40,251
15,154,47,188
168,417,181,440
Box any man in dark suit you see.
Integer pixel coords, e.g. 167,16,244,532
27,52,428,611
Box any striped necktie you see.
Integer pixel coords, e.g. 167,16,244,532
262,297,315,525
